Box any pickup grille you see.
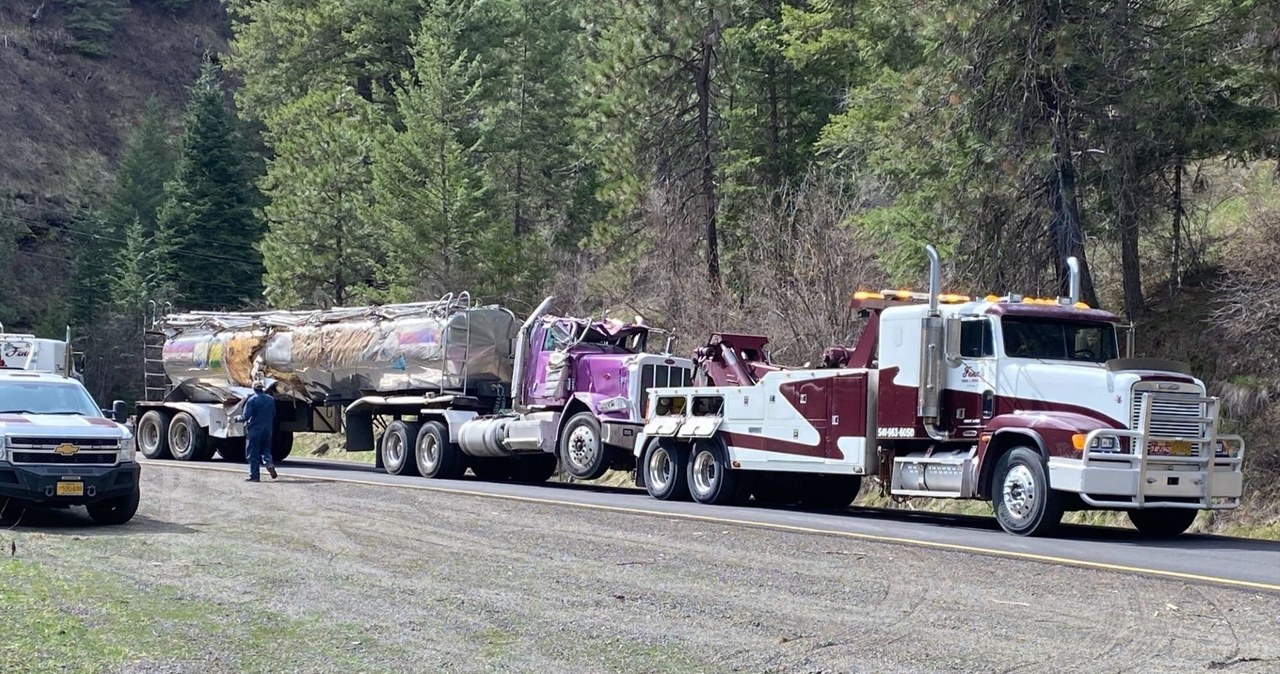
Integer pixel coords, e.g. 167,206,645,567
640,364,693,419
10,451,118,465
1130,387,1207,455
8,437,119,448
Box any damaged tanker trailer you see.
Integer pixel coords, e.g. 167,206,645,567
134,294,694,482
635,246,1247,537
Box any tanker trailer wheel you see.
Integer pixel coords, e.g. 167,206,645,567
381,421,421,476
559,412,609,481
271,431,294,463
992,447,1063,537
219,438,247,463
510,454,558,484
798,474,862,510
643,438,690,501
687,438,745,506
1126,508,1198,538
416,421,465,479
137,411,172,460
167,412,207,462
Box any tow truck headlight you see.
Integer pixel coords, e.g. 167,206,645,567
1074,434,1121,453
1214,439,1240,458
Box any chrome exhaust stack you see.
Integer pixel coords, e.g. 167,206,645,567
919,245,946,440
512,296,555,411
1065,256,1081,304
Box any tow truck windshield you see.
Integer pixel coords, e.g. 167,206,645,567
1001,317,1119,363
0,380,103,417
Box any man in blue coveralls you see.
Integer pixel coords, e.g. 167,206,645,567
236,380,278,482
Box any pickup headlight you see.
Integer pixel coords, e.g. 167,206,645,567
0,435,6,462
117,438,136,463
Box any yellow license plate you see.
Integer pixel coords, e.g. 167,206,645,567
1170,441,1192,457
56,481,84,497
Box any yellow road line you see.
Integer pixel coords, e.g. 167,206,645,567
144,460,1280,594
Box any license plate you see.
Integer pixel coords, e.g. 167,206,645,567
1170,440,1192,456
56,481,84,497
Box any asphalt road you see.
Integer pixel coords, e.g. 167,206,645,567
139,456,1280,593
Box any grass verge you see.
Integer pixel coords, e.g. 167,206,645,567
0,557,390,674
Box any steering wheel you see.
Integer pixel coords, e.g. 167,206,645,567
1072,349,1095,360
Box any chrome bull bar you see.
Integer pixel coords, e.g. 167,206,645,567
1079,393,1245,510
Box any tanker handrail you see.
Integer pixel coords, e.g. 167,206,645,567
153,292,482,332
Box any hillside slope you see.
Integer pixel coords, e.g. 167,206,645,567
0,0,227,211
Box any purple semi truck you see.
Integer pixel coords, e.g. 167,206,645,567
135,294,694,483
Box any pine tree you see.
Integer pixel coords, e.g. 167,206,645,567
156,57,266,310
260,87,386,308
371,9,493,300
61,0,126,58
107,97,175,247
111,216,180,311
67,207,116,326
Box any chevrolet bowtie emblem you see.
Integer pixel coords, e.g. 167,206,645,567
54,442,79,456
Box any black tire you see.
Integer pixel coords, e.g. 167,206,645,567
86,488,140,526
219,438,246,463
750,474,806,506
642,439,690,501
1127,508,1198,537
271,431,294,463
470,457,513,481
381,420,421,476
686,438,745,505
798,474,862,510
417,421,466,479
510,454,558,484
992,447,1063,537
0,498,25,525
559,412,609,481
136,410,172,460
167,412,206,462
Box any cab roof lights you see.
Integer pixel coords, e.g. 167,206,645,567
854,289,1090,309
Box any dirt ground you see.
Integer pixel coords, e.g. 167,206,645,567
4,464,1280,674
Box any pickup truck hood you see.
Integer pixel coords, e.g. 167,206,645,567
0,413,129,440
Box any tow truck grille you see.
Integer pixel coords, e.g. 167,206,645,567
1130,388,1207,455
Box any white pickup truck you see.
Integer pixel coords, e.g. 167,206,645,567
0,370,140,524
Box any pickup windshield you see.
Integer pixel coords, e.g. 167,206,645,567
1001,318,1119,363
0,381,102,417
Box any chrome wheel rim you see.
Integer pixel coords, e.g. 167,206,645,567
647,445,673,493
385,430,405,467
142,420,159,451
691,450,718,497
172,422,190,454
566,425,599,472
1002,465,1038,521
418,433,439,473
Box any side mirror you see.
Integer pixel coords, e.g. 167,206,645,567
944,317,962,364
111,400,128,424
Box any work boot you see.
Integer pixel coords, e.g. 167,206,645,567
267,465,278,480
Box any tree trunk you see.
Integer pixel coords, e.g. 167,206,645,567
1171,160,1182,295
696,13,721,290
1117,146,1143,320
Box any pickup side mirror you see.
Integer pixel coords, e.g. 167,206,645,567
111,400,128,424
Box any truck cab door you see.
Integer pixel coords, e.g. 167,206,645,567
944,316,998,439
